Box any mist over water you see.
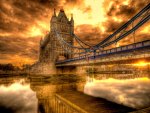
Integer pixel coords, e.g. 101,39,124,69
84,77,150,109
0,80,38,113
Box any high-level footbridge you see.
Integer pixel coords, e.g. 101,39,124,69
54,3,150,67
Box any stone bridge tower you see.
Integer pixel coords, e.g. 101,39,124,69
39,9,74,63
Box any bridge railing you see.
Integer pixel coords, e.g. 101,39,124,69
49,94,88,113
56,40,150,64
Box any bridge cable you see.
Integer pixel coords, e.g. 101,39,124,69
54,30,86,50
73,34,93,47
94,3,150,48
100,14,150,48
73,34,86,49
54,3,149,58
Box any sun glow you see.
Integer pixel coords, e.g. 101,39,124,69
113,17,122,22
68,0,106,26
1,0,149,66
37,21,49,30
138,77,149,81
140,25,150,34
0,55,36,67
116,42,120,47
123,0,130,5
28,26,44,37
134,61,150,67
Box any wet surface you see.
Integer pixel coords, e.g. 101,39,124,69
0,73,150,113
84,76,150,109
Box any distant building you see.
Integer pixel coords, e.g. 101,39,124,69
39,8,74,63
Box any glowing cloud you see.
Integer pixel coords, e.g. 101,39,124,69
0,0,149,65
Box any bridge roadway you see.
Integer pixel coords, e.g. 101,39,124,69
56,40,150,67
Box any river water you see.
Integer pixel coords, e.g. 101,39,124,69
0,73,150,113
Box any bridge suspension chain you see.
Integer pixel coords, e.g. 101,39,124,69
73,34,93,47
100,12,150,48
54,30,89,55
93,3,150,48
55,30,85,50
53,3,149,56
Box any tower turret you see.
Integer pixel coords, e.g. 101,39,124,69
70,14,74,24
53,8,56,16
50,8,57,31
39,8,74,64
70,14,74,34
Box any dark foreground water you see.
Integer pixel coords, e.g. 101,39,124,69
0,74,150,113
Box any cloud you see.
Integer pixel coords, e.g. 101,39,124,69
84,77,150,109
0,36,40,65
0,0,149,65
0,0,53,35
0,80,38,113
74,24,110,45
0,0,85,65
101,0,149,42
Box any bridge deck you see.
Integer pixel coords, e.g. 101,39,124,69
56,40,150,66
57,90,135,113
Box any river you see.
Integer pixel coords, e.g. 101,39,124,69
0,73,150,113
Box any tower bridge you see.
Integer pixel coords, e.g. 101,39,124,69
31,3,150,74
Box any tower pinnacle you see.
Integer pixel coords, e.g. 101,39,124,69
53,8,56,16
71,13,73,20
60,7,64,12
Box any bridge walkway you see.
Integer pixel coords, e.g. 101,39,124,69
56,90,135,113
56,40,150,66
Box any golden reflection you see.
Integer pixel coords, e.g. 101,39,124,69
84,75,150,109
0,79,29,91
133,61,150,67
89,77,150,84
138,77,149,81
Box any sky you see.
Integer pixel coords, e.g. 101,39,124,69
0,0,150,66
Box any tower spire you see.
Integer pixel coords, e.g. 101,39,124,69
40,37,43,45
53,8,56,16
71,13,73,20
60,6,64,12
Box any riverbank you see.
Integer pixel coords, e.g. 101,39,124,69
0,72,28,77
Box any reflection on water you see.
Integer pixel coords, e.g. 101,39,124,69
0,78,37,113
0,73,149,113
0,75,85,113
30,75,85,113
84,74,150,109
